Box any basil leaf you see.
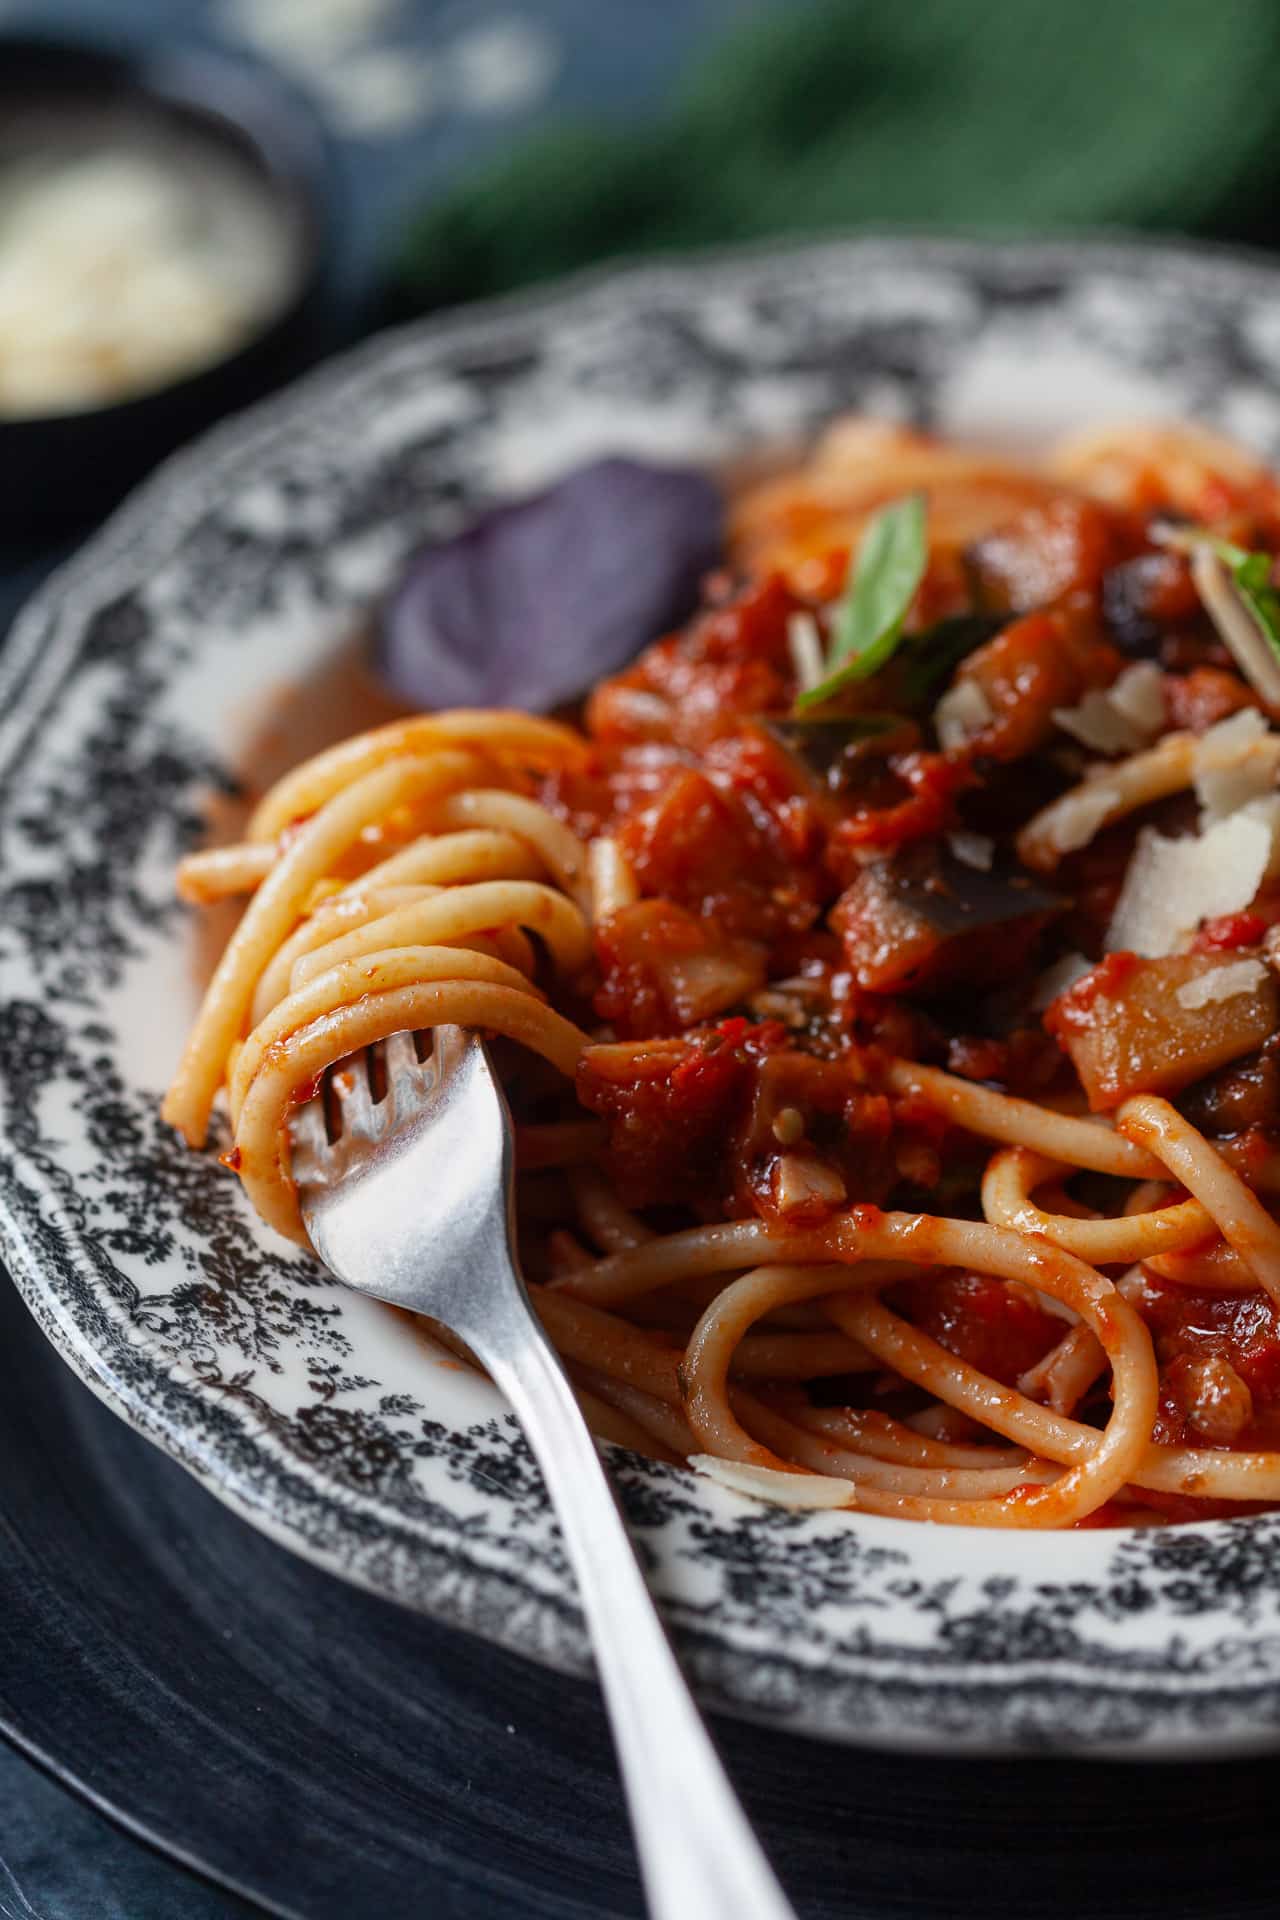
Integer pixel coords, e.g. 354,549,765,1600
792,650,883,711
828,492,929,670
1154,521,1280,660
1213,539,1280,655
796,492,927,709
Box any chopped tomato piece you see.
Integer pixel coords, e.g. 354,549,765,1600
952,610,1124,762
1142,1275,1280,1412
1163,666,1259,733
576,1019,784,1211
593,899,765,1038
731,1048,894,1223
586,573,800,750
1193,911,1270,954
968,496,1134,614
896,1272,1061,1386
826,751,966,864
618,764,822,941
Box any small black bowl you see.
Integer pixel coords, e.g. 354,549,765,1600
0,34,330,535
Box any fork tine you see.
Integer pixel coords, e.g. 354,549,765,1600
383,1029,420,1085
329,1054,379,1139
288,1097,328,1185
430,1025,471,1083
382,1030,423,1119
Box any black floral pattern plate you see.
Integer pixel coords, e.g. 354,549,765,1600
8,1267,1280,1920
5,236,1280,1757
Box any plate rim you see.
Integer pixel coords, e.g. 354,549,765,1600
11,221,1280,751
9,229,1280,1758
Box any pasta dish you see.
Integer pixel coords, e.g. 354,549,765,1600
165,417,1280,1529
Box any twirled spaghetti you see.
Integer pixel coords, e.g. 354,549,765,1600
169,417,1280,1527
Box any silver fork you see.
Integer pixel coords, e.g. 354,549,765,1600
290,1025,798,1920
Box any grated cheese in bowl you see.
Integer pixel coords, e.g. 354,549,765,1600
0,138,300,417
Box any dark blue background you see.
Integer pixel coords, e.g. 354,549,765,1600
0,3,754,1912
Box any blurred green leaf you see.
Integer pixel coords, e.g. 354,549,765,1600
392,0,1280,309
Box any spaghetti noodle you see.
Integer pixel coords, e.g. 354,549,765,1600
168,417,1280,1527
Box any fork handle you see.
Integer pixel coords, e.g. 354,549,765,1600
472,1312,799,1920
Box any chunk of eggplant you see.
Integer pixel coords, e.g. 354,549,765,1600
1045,950,1278,1111
832,842,1066,993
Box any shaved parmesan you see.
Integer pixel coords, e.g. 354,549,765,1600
1037,780,1122,857
774,1153,847,1214
1197,707,1269,760
1032,951,1093,1010
662,948,765,1024
1192,707,1280,824
1109,661,1167,734
1195,757,1275,825
936,676,994,751
1177,959,1268,1011
787,611,825,694
946,829,994,870
1107,797,1280,957
1052,696,1139,755
1190,546,1280,707
688,1455,856,1510
1052,662,1165,755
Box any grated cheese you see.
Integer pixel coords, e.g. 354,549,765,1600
662,948,762,1024
1176,959,1268,1011
688,1455,856,1509
1193,706,1267,762
936,676,995,751
0,142,297,417
1031,951,1093,1010
1109,661,1167,735
1192,707,1280,824
1107,797,1280,957
1195,757,1275,825
774,1153,847,1214
946,829,995,870
786,611,826,694
1052,662,1165,755
1189,546,1280,708
1038,780,1122,857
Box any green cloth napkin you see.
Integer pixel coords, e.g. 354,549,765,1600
395,0,1280,309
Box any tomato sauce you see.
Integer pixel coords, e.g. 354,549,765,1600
542,471,1280,1493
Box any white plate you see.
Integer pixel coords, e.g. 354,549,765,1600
5,235,1280,1756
